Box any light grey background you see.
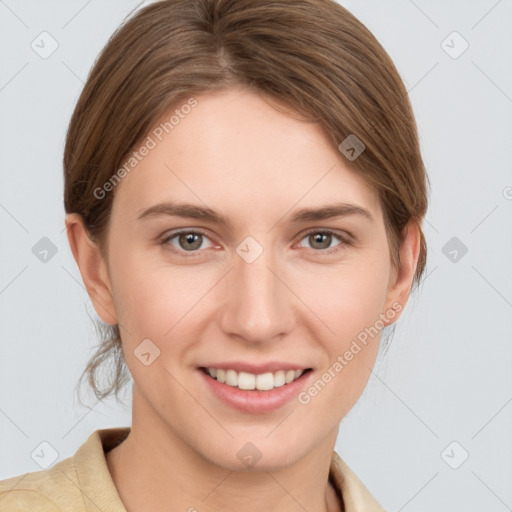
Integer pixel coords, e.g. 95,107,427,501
1,1,511,510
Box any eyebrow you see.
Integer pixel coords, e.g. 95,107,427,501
137,201,374,227
289,203,373,223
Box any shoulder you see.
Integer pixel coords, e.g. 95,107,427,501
0,455,81,511
0,427,130,512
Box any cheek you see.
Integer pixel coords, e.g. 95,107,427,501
303,256,390,413
302,282,387,427
109,248,217,347
315,256,391,345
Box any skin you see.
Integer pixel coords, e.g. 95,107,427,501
66,86,420,512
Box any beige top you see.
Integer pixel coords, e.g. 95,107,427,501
0,427,386,511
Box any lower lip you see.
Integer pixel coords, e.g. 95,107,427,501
198,368,312,414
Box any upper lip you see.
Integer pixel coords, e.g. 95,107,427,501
199,361,312,374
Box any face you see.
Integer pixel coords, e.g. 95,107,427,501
82,87,411,471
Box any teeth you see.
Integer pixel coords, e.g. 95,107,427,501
274,370,286,387
205,367,306,391
226,369,238,386
238,372,256,390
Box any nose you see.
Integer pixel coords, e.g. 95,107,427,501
218,239,295,345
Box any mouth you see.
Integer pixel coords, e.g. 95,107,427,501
199,366,313,392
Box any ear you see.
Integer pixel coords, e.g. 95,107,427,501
381,220,421,326
65,213,118,325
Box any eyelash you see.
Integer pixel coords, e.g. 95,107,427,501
160,228,352,258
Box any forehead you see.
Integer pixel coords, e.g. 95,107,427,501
112,87,381,222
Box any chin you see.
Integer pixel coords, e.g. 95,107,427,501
200,433,312,473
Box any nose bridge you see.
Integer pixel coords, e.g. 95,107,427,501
220,235,292,342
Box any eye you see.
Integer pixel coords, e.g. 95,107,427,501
161,228,351,258
296,229,350,255
161,230,215,257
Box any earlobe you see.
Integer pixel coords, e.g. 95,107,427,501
382,220,421,326
65,213,118,325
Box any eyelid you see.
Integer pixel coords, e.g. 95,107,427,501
160,228,216,248
299,227,353,243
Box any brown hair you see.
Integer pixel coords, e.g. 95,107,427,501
64,0,429,406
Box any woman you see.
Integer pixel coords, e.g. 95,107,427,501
0,0,428,510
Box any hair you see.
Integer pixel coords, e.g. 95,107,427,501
64,0,430,406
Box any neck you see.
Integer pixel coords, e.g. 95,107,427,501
106,389,342,512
